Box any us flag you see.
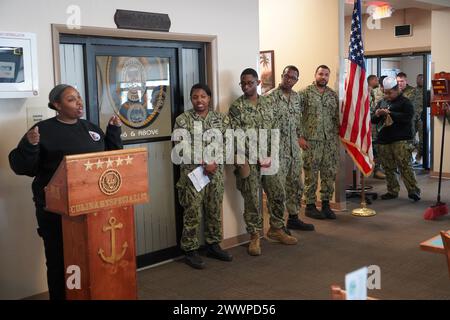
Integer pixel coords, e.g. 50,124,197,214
340,0,374,176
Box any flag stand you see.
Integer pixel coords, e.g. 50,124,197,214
345,165,378,204
352,172,377,217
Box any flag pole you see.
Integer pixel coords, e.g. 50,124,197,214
352,171,376,217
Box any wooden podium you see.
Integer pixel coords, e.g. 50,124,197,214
45,148,149,300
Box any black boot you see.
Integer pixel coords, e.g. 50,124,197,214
305,204,326,220
206,243,233,261
185,250,205,269
408,192,421,202
381,192,398,200
287,215,315,231
321,201,336,220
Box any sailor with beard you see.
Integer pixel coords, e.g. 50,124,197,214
298,65,340,220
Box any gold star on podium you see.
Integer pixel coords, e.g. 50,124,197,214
95,159,104,169
84,160,94,171
106,158,114,168
125,156,133,165
116,157,124,166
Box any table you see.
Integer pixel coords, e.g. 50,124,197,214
420,230,449,254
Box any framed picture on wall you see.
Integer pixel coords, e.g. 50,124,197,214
260,50,275,94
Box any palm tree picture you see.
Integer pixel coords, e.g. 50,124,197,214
259,51,275,94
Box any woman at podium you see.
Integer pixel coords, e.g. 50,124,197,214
8,84,123,300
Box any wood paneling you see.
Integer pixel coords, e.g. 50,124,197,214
46,148,148,299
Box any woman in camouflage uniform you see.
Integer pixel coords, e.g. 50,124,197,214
174,84,232,269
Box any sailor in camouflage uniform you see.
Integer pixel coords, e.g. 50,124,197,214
266,66,314,232
174,83,232,269
298,65,340,220
228,68,297,256
368,75,386,179
397,72,423,162
412,74,425,162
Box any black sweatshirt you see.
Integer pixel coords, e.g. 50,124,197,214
371,94,414,145
9,117,123,207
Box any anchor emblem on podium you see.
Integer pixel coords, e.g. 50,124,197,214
98,217,128,264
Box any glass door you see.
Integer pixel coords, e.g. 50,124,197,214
377,54,430,169
60,34,207,267
86,45,182,267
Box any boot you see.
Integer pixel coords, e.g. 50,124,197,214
321,201,336,220
206,243,233,261
287,215,315,231
185,250,205,269
381,192,398,200
248,233,261,256
282,225,292,236
267,226,298,245
305,204,326,220
373,169,386,179
408,192,421,202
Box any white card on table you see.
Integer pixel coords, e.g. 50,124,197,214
345,267,368,300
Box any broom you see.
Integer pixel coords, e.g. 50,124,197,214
424,106,449,220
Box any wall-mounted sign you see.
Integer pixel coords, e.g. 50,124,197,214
26,107,51,129
114,9,171,32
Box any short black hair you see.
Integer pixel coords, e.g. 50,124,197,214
190,83,212,98
396,72,407,78
367,75,378,83
241,68,259,79
417,74,423,77
315,65,330,74
282,65,299,76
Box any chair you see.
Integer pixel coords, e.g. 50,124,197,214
440,231,450,277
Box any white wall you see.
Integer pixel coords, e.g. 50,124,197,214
345,8,431,55
259,0,348,206
0,0,259,299
431,8,450,174
259,0,340,91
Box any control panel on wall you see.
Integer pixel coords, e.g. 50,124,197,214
0,32,39,98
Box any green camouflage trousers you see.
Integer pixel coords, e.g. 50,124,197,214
302,139,338,205
378,141,421,195
177,171,224,252
413,119,424,159
373,144,382,170
278,157,303,216
235,164,285,234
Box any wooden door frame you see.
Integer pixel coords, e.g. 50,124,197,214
52,24,221,266
51,24,219,111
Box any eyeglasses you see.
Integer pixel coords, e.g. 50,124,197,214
239,80,257,87
282,74,298,81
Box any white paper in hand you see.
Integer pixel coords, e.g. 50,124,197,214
188,166,210,192
345,266,368,300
